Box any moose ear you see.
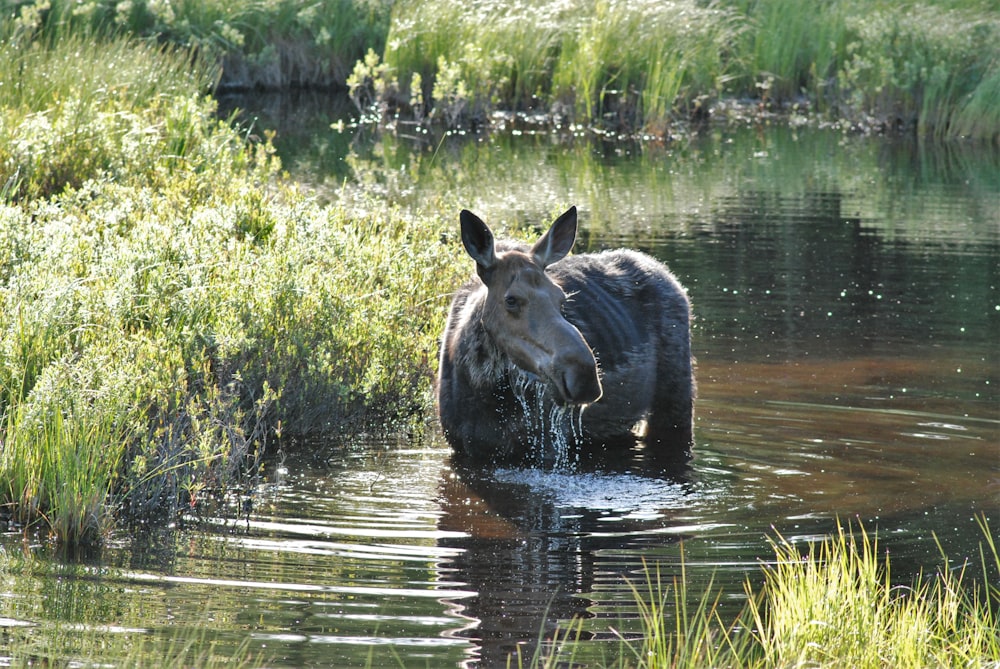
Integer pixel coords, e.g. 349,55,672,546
460,209,496,273
532,206,577,267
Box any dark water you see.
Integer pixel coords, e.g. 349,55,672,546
1,95,998,667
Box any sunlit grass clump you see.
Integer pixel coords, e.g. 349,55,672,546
522,518,1000,668
744,520,1000,668
545,518,1000,668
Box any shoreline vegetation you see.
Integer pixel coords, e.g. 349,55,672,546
520,518,1000,669
0,9,469,546
4,0,999,141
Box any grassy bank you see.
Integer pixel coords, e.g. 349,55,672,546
374,0,1000,141
0,25,464,545
3,0,997,139
3,0,390,89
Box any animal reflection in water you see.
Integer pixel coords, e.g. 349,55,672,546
437,206,694,465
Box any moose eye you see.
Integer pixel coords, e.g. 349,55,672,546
504,295,519,311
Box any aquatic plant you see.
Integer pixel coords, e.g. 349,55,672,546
745,519,1000,668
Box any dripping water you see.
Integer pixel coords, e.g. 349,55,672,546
509,370,586,470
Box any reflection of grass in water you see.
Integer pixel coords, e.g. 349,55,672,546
4,626,268,669
0,550,267,668
529,516,1000,668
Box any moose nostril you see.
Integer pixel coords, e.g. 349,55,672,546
563,366,603,405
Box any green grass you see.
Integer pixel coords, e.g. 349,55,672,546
0,29,223,202
745,519,1000,668
5,0,997,137
3,0,391,89
0,25,465,546
0,168,464,543
530,517,1000,668
375,0,1000,140
381,0,741,130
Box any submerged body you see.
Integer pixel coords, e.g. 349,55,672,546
437,207,694,464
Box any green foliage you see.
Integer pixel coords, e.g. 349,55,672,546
0,29,224,202
1,0,392,89
835,4,1000,139
529,518,1000,668
0,26,465,547
375,0,999,140
552,0,739,129
382,0,739,130
726,0,850,105
7,0,996,136
0,169,463,544
745,520,1000,668
617,557,752,668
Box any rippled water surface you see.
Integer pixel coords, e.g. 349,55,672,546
2,98,998,667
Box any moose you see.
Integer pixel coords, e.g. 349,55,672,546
437,206,694,465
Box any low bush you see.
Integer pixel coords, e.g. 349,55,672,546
0,28,465,546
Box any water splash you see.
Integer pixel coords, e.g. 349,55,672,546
509,370,586,470
492,467,699,521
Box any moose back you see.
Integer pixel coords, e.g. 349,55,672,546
437,206,694,464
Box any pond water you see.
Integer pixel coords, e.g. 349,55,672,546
1,93,998,667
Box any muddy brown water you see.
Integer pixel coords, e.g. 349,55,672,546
1,98,998,667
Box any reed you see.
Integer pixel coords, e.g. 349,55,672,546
378,0,999,140
601,517,1000,669
519,517,1000,667
4,0,390,89
1,399,122,546
384,0,567,119
617,556,753,668
853,4,999,140
745,520,1000,667
383,0,740,129
725,0,850,106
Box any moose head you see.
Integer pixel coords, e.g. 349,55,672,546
459,206,603,407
